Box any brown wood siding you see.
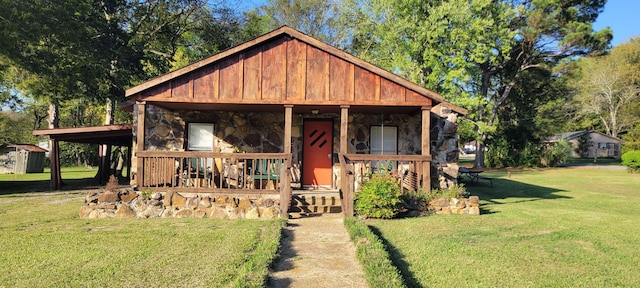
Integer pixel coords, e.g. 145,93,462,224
243,47,262,100
380,78,403,102
171,76,190,99
329,55,353,101
354,66,376,102
286,38,306,101
131,36,435,107
305,45,329,101
193,65,216,102
219,55,240,100
262,38,286,101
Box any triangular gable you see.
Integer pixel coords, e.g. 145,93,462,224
124,26,466,115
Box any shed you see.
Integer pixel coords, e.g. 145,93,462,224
0,144,48,174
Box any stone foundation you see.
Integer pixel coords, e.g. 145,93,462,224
80,189,281,219
428,195,480,215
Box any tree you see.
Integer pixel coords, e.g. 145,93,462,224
262,0,347,47
571,37,640,138
340,0,611,167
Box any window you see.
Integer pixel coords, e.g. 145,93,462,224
187,123,214,151
370,126,397,155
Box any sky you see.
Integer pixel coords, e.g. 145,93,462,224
593,0,640,46
241,0,639,47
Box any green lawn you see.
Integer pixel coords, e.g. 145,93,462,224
0,169,285,287
369,168,640,287
0,167,98,195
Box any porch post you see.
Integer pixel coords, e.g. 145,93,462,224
421,106,431,190
340,105,353,216
284,105,293,164
135,102,146,189
50,139,61,190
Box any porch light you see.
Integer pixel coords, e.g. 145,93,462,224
311,109,320,115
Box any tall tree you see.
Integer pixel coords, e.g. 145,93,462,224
571,37,640,138
340,0,612,167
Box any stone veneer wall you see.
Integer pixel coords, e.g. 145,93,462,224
80,189,281,219
131,104,460,189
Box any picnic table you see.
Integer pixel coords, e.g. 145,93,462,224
458,167,493,187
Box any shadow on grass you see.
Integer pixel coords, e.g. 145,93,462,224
367,225,421,288
460,173,570,215
0,176,130,196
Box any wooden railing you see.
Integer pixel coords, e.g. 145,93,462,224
136,151,291,194
338,153,431,216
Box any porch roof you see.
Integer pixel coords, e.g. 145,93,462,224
123,26,466,116
32,124,133,146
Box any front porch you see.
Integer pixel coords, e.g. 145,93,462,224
135,150,432,217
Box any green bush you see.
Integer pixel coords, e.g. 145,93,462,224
355,173,402,219
621,150,640,173
542,140,571,167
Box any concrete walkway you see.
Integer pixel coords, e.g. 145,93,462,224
269,214,368,288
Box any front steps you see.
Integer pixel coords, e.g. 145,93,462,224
288,190,342,216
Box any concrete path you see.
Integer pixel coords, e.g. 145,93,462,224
269,214,368,288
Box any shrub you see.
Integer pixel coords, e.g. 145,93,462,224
429,184,469,200
621,150,640,173
542,140,571,167
105,175,119,193
355,173,402,219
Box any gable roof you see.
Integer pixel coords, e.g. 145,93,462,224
548,130,623,142
124,26,466,115
4,144,48,153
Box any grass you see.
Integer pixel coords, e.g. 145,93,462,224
0,171,286,287
368,167,640,287
344,217,405,288
0,167,98,195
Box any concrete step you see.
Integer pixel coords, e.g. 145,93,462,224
291,193,342,206
288,205,342,214
289,191,342,215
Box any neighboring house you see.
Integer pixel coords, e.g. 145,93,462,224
0,144,48,174
548,130,623,159
36,26,467,216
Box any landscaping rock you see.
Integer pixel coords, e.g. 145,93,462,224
245,207,260,219
115,205,136,218
98,192,119,203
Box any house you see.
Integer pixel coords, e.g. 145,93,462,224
0,144,48,174
548,130,623,159
36,26,467,217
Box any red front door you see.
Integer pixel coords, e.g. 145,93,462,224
302,120,333,187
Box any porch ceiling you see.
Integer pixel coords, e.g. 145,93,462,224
32,124,133,146
149,101,423,115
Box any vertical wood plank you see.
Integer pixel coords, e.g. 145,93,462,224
306,45,329,101
421,106,431,191
213,64,219,100
136,102,146,189
380,78,403,102
243,47,262,100
219,55,240,100
329,55,351,101
354,66,376,102
286,39,306,100
238,53,244,100
262,38,286,100
375,75,381,101
284,105,293,166
349,64,355,101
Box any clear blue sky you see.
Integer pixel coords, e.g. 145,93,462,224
241,0,638,47
594,0,640,46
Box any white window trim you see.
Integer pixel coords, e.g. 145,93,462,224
187,123,214,151
370,126,398,155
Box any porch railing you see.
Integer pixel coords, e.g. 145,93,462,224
136,151,292,215
338,153,431,216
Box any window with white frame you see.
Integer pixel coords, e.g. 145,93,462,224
187,123,214,151
370,126,397,155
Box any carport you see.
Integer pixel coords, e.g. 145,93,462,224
33,124,133,190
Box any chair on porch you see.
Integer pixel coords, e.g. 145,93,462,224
247,159,283,189
183,157,218,188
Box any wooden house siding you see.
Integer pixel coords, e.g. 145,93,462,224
131,36,432,107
